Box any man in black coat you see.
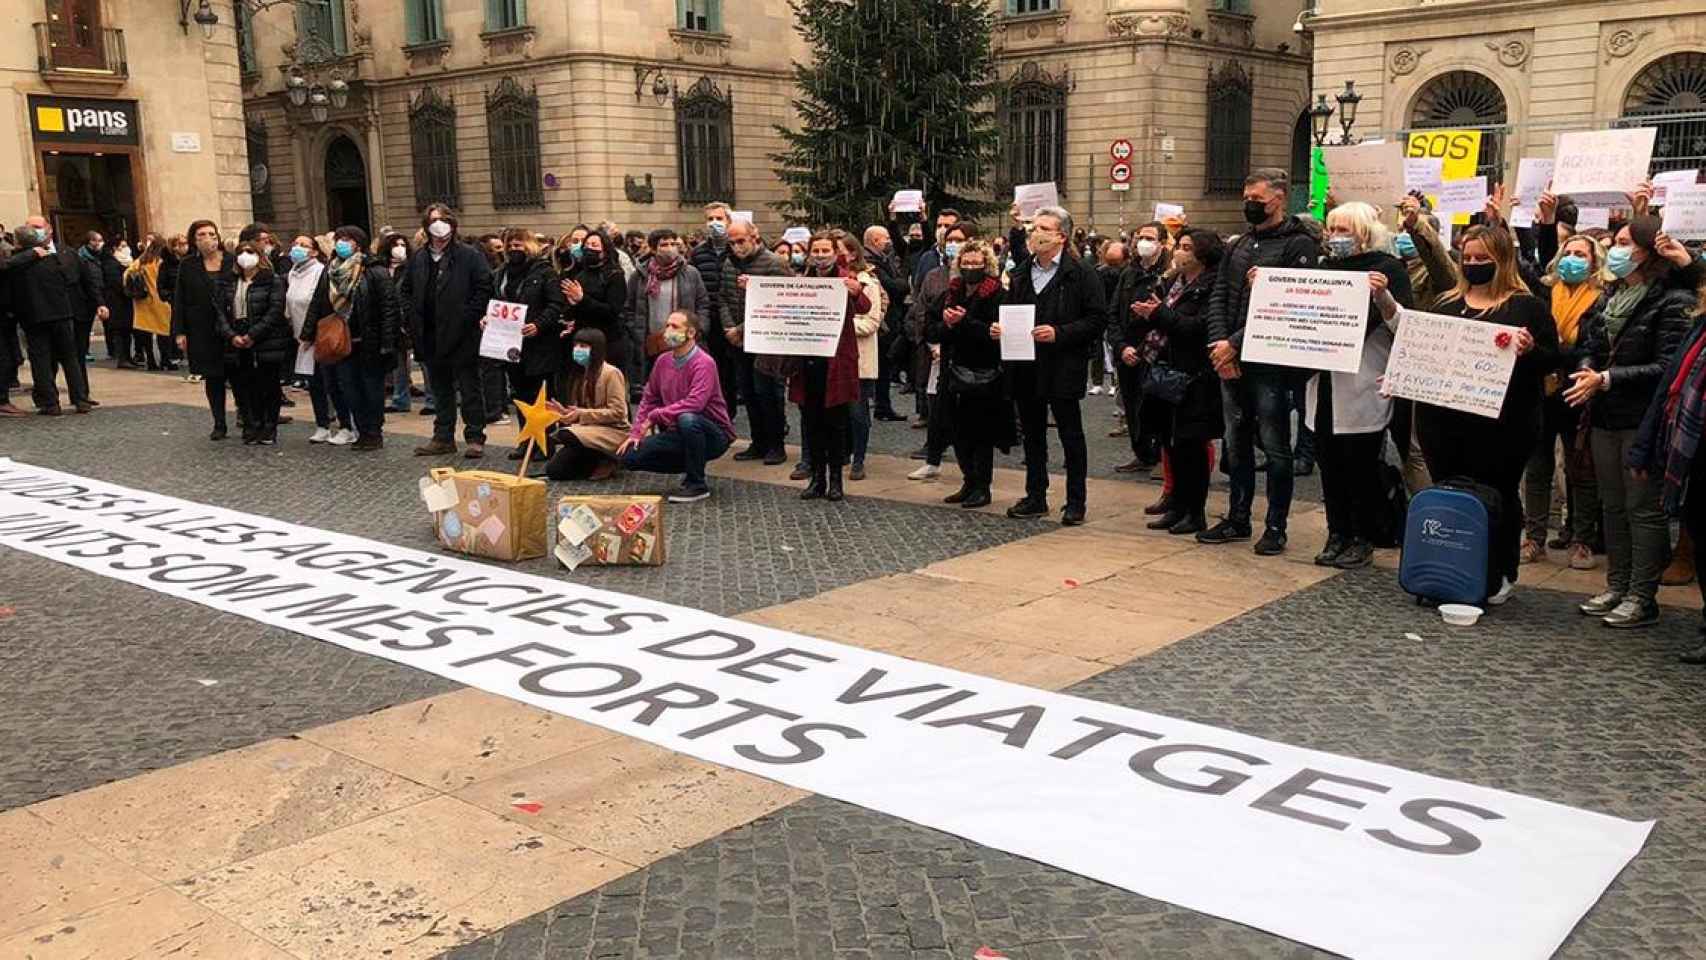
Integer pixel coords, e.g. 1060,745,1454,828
689,201,738,414
863,224,909,421
398,204,499,458
993,205,1107,526
7,217,97,414
1202,168,1321,555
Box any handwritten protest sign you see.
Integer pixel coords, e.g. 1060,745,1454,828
892,189,925,213
1384,309,1520,418
1660,183,1706,241
1653,169,1701,206
478,300,527,362
1240,269,1371,374
1404,157,1444,196
1406,129,1482,224
1509,158,1555,227
1014,182,1059,219
1435,177,1489,216
1576,207,1611,231
1324,142,1407,206
1154,202,1185,222
743,276,849,358
1552,128,1657,205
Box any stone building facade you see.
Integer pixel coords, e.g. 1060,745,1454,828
1308,0,1706,183
1,0,251,241
241,0,1313,241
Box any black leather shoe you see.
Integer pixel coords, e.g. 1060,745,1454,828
733,447,765,461
763,448,787,466
1334,539,1374,569
790,464,810,481
1146,511,1183,530
960,491,992,509
1061,504,1086,526
1143,496,1173,516
1680,641,1706,665
1314,535,1348,567
800,479,826,500
1006,497,1048,519
944,487,971,504
826,470,845,502
1115,458,1143,474
1167,513,1207,536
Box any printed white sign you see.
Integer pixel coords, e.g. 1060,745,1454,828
1660,183,1706,241
1154,202,1185,222
998,305,1035,362
1552,128,1657,204
732,210,755,224
892,189,925,213
1403,157,1445,196
781,226,811,246
0,461,1653,960
1435,177,1489,216
1014,182,1059,219
479,300,528,363
1324,142,1407,206
1384,309,1520,418
170,132,202,153
1240,269,1372,374
1652,169,1701,206
742,276,849,358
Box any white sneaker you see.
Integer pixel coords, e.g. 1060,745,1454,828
1486,577,1515,606
908,463,941,482
328,428,356,446
309,427,332,444
1088,385,1105,396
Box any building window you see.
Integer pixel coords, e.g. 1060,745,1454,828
410,86,460,210
484,0,526,32
675,76,735,204
295,0,347,60
1205,61,1253,195
487,77,542,208
1619,52,1706,175
404,0,446,45
1408,70,1508,182
677,0,721,32
1211,0,1252,13
1006,0,1058,13
246,121,274,223
999,61,1069,192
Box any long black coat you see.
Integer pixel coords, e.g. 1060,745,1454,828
170,253,234,376
561,262,629,372
100,255,133,329
492,256,566,376
4,247,102,326
1578,259,1705,430
398,240,494,366
303,260,402,364
1143,271,1223,443
1001,253,1109,401
215,269,289,364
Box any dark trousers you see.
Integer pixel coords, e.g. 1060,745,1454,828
334,353,388,439
1116,363,1145,458
546,433,612,481
1168,439,1211,517
1316,429,1385,542
912,340,932,417
426,359,506,444
74,314,95,368
851,379,875,466
24,319,91,410
1017,396,1088,509
230,353,282,435
924,391,952,465
309,362,352,430
736,351,786,455
1418,411,1534,585
799,361,851,471
875,328,899,416
620,413,731,487
1221,371,1296,531
707,332,741,418
107,321,135,367
947,391,999,495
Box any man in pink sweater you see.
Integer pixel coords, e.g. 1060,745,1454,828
618,311,737,502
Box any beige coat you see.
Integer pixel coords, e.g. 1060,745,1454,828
852,268,884,380
560,364,631,455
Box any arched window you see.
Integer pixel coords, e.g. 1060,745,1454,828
486,77,542,208
676,76,735,204
1205,61,1253,195
1619,53,1706,174
294,0,346,61
410,86,460,210
246,120,274,223
1408,70,1507,182
999,61,1069,192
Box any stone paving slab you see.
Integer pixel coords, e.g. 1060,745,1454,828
444,569,1706,960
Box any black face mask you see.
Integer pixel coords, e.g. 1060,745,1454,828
1243,200,1270,226
582,249,602,266
961,268,987,285
1461,261,1497,286
506,250,528,268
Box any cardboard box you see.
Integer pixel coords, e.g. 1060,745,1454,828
427,468,548,562
554,495,667,568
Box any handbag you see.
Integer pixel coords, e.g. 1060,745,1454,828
1141,361,1193,405
314,313,353,364
945,361,1001,400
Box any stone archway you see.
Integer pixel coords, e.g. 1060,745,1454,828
323,134,370,238
1407,69,1509,182
1620,52,1706,174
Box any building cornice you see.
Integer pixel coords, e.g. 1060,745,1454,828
1308,0,1598,31
999,35,1310,67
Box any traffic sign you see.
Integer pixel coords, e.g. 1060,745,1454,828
1109,138,1134,162
1109,160,1133,184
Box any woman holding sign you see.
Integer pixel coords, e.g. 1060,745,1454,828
1413,225,1557,604
927,239,1010,509
491,227,566,460
791,233,873,502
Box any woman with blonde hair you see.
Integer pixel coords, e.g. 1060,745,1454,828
124,236,175,371
928,237,1012,508
1414,224,1558,604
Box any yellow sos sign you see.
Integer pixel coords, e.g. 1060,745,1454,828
1406,129,1483,223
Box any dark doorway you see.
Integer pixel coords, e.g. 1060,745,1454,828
41,149,138,243
324,135,370,237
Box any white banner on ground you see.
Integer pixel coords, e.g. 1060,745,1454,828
0,461,1652,960
1384,309,1520,418
1240,268,1371,374
741,276,848,358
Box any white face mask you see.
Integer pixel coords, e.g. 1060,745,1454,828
1135,239,1160,260
428,220,452,240
114,249,133,266
236,252,259,270
392,245,407,263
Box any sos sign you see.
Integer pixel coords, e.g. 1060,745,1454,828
1405,130,1481,173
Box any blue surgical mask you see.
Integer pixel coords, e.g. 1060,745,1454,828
1005,257,1016,273
708,221,727,239
1556,254,1590,284
569,243,583,261
334,240,355,260
790,252,805,267
1394,233,1416,258
1326,236,1356,259
1605,245,1637,279
289,246,310,264
572,346,592,366
943,242,962,262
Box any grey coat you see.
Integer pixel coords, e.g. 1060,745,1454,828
626,262,708,343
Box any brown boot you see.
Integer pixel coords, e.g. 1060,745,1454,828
1663,528,1696,586
413,439,456,456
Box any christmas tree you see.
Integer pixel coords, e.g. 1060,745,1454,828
770,0,1003,229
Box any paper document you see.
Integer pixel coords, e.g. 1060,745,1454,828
999,305,1036,362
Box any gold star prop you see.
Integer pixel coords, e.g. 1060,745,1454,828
513,383,562,477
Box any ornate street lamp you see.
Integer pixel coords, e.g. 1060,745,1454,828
286,68,309,107
1309,94,1334,148
328,77,349,109
179,0,220,39
1335,80,1362,145
308,87,329,124
634,65,673,103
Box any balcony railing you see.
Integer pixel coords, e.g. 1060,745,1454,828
34,23,128,79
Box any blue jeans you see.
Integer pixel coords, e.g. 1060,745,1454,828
620,412,731,487
1221,369,1295,531
309,362,352,430
333,353,388,439
390,348,413,411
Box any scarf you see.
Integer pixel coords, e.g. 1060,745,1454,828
1549,282,1598,348
328,253,365,321
945,274,1000,307
645,253,684,298
1602,281,1648,341
1662,329,1706,514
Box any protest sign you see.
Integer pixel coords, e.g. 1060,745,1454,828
742,276,849,358
1240,269,1371,374
781,226,811,245
0,459,1654,960
1652,169,1701,206
732,210,755,224
1509,158,1555,227
1552,128,1657,205
1660,183,1706,241
1435,177,1489,216
998,305,1035,361
1014,182,1059,219
1384,309,1520,418
892,189,925,213
1324,142,1407,206
478,300,527,363
1403,157,1444,196
1406,129,1482,224
1154,202,1185,222
293,342,316,377
1576,207,1611,231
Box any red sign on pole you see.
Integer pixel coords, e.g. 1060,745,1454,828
1109,161,1133,184
1109,139,1134,162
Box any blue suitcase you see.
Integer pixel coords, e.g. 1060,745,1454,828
1398,479,1502,606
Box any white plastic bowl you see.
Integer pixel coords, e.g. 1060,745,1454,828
1439,603,1483,626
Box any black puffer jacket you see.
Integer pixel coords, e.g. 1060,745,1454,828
1206,215,1321,351
1578,258,1706,430
303,259,402,363
690,238,727,335
493,256,566,376
561,260,629,372
215,269,289,364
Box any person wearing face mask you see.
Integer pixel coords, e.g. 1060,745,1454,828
786,234,873,501
721,218,793,466
283,235,350,445
904,222,974,475
1200,169,1322,555
72,231,108,370
6,216,100,414
1110,223,1172,479
545,329,631,481
559,227,630,378
489,227,566,460
1564,216,1703,628
377,232,416,414
627,227,707,368
398,203,498,458
303,226,401,451
173,220,241,435
619,311,737,502
99,236,138,370
216,241,288,444
863,224,910,423
927,238,1011,508
690,202,740,414
1414,224,1559,607
123,237,174,373
833,231,887,482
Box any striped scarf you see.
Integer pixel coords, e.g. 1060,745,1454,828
1661,329,1706,514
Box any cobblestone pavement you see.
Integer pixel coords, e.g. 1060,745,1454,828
0,403,1044,810
445,569,1706,960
